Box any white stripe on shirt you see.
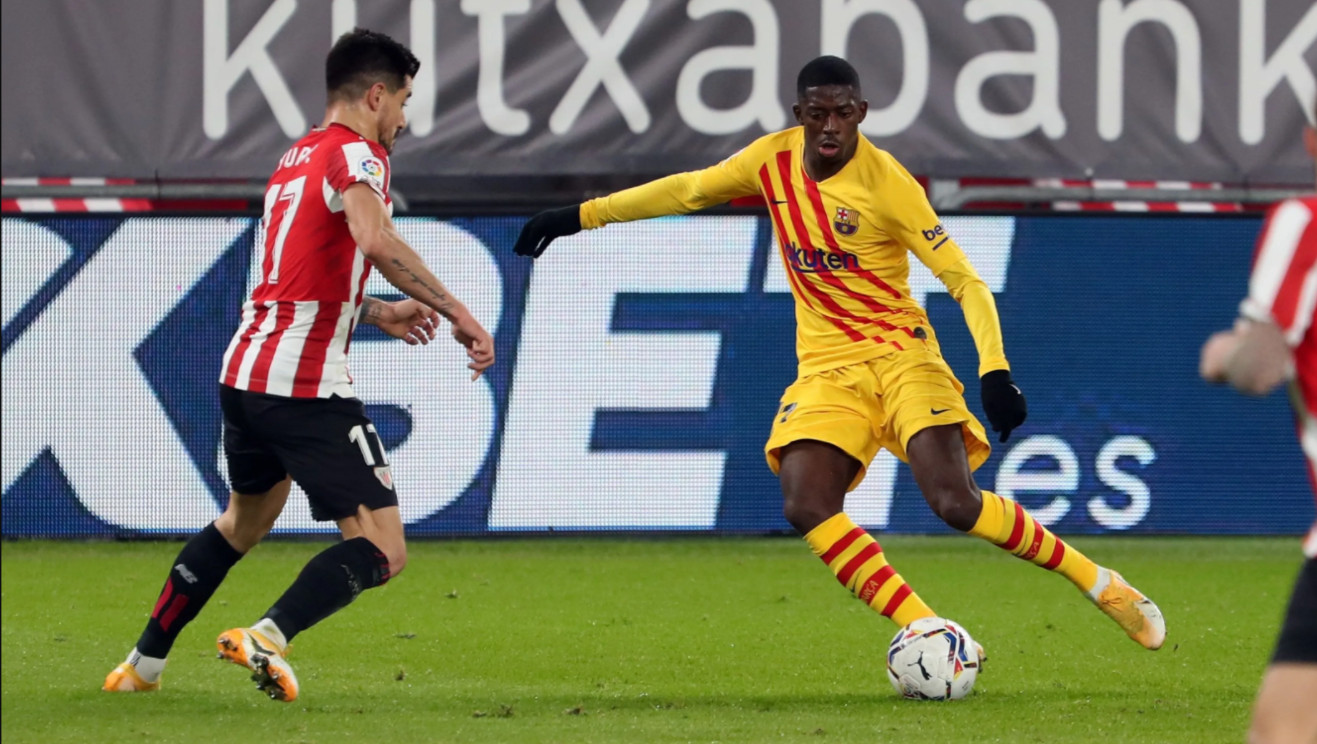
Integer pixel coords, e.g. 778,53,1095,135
1244,200,1312,325
233,302,279,390
263,301,321,397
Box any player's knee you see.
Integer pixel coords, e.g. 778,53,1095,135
782,495,836,535
925,487,981,532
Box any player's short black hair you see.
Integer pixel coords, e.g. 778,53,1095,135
797,56,861,99
326,28,420,101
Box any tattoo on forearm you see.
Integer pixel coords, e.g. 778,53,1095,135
388,257,457,313
358,297,384,325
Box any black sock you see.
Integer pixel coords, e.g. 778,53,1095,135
262,537,389,642
135,522,243,658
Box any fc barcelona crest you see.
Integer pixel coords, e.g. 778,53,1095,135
834,206,859,236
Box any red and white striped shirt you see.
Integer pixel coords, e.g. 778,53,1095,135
220,124,391,399
1240,196,1317,556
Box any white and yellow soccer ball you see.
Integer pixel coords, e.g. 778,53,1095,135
886,617,980,701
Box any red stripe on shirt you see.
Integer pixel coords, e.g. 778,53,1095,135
794,204,916,340
788,255,904,338
774,151,821,256
793,273,881,342
247,302,297,393
759,165,818,312
1269,222,1317,333
801,175,902,302
758,164,868,342
773,152,897,344
780,153,908,336
292,302,345,397
223,303,272,387
344,268,372,356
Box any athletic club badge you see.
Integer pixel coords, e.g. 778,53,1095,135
834,206,859,236
373,465,394,490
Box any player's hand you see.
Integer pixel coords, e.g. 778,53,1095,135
1199,329,1238,383
451,311,495,380
980,370,1027,443
374,299,440,345
513,205,582,258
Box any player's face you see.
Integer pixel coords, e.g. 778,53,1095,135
793,85,867,169
377,76,414,154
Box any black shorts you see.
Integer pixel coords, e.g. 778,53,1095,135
1271,557,1317,665
220,385,398,522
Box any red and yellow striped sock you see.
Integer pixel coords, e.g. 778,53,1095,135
969,490,1099,592
804,513,936,628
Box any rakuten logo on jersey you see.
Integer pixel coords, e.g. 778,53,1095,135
786,245,860,273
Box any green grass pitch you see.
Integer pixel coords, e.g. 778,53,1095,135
1,536,1299,743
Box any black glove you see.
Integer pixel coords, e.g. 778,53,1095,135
980,370,1027,443
513,205,583,258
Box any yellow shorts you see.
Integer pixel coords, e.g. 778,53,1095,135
764,347,991,491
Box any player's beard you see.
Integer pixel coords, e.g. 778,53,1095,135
382,126,404,154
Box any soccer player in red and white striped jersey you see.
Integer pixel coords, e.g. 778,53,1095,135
104,29,494,702
220,121,400,398
1201,107,1317,744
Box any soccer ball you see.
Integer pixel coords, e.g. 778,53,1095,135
886,617,980,701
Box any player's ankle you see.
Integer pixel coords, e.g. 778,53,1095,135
1083,566,1112,600
251,618,289,653
126,648,167,684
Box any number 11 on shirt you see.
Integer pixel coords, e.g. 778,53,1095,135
262,176,306,284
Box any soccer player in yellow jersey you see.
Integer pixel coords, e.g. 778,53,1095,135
514,56,1165,651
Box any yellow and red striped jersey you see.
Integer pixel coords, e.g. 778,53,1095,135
581,127,1008,377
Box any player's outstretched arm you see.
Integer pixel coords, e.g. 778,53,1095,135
344,184,494,379
514,154,762,259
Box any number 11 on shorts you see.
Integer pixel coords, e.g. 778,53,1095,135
348,424,389,466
